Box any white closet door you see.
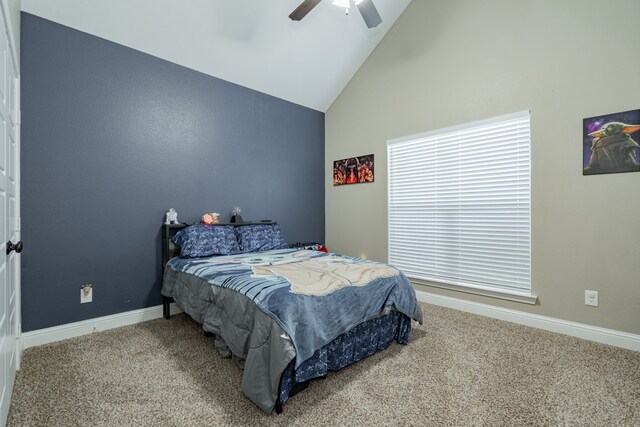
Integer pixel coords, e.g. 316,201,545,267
0,1,19,424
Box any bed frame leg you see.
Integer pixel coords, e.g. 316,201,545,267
275,401,283,414
163,296,171,319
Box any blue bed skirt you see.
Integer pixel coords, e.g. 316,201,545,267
278,311,412,405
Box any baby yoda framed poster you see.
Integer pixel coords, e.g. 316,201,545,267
583,109,640,175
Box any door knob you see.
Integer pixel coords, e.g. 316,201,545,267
6,240,23,255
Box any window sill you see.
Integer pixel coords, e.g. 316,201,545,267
409,278,538,305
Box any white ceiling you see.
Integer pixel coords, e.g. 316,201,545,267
21,0,411,112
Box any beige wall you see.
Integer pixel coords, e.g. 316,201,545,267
326,0,640,334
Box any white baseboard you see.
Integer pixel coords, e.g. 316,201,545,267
21,303,183,350
415,290,640,352
21,293,639,353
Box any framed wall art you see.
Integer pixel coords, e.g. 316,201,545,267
583,109,640,175
333,154,375,186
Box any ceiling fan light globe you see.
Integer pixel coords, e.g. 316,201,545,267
332,0,350,8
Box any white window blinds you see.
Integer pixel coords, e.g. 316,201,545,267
388,111,531,294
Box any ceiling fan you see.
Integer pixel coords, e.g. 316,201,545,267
289,0,382,28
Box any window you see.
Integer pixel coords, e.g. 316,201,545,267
387,111,532,302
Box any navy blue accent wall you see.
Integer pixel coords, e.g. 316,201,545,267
20,13,325,331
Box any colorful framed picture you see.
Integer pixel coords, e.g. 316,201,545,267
583,109,640,175
333,154,374,186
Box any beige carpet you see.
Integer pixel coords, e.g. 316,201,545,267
8,303,640,426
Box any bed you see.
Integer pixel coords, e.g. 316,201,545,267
161,222,423,413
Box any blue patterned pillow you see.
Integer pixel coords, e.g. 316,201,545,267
234,224,289,253
172,225,240,258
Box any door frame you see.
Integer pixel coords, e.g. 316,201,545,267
11,70,20,371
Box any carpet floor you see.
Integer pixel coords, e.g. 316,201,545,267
7,303,640,426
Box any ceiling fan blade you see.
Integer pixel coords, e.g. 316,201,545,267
289,0,323,21
356,0,382,28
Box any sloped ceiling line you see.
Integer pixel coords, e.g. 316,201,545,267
21,0,411,111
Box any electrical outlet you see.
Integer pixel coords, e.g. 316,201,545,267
81,284,93,303
585,290,598,307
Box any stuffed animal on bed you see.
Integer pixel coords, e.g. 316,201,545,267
202,212,220,225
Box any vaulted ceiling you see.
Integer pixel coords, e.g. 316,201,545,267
21,0,411,112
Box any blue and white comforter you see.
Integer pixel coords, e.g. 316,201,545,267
167,248,423,367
